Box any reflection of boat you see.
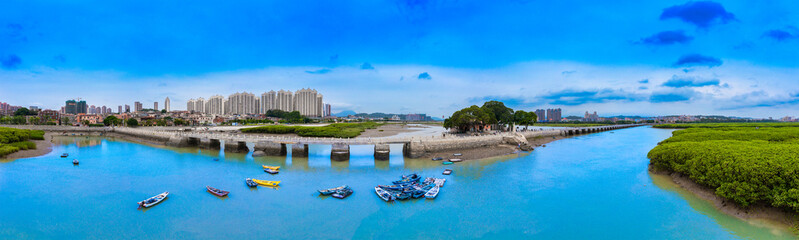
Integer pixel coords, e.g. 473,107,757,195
449,159,463,162
332,188,353,199
252,179,280,187
61,153,69,158
138,192,169,209
264,168,279,174
262,165,280,170
431,157,443,161
319,185,349,195
374,187,394,202
443,169,452,175
206,186,229,197
442,161,453,165
425,186,440,199
245,178,257,187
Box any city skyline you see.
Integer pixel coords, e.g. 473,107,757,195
1,1,798,118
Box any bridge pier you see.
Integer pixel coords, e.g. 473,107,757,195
403,141,425,158
254,141,286,156
199,138,221,149
224,141,249,153
291,144,309,157
331,144,350,161
374,144,390,160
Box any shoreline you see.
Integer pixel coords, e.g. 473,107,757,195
1,132,55,161
648,165,798,228
420,134,568,161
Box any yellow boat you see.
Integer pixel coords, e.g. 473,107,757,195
252,179,280,187
262,165,281,170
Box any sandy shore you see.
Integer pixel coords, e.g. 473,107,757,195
421,134,569,161
649,165,798,227
2,132,55,160
358,124,426,138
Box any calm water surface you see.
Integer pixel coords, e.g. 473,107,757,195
0,126,794,239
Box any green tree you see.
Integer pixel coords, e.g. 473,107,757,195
481,101,513,126
126,118,139,127
443,105,493,132
14,108,35,116
28,116,40,125
161,109,167,113
103,116,120,126
513,110,537,128
173,118,186,126
60,117,70,125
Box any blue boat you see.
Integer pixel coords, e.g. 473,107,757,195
319,185,349,195
60,153,69,158
245,178,257,187
374,187,394,202
332,188,353,199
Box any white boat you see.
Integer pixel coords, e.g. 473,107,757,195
374,186,394,202
433,178,446,187
138,192,169,208
453,153,462,156
425,186,440,199
449,159,463,162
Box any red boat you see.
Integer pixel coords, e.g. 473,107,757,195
206,186,229,197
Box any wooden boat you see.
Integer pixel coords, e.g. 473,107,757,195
138,192,169,208
433,178,446,187
442,161,454,165
72,159,79,165
332,188,353,199
262,165,281,170
206,186,229,197
412,183,434,198
319,185,349,195
374,186,394,202
425,186,440,199
60,153,68,158
449,158,463,162
431,157,444,161
453,153,462,156
264,168,279,174
443,169,452,175
245,178,258,187
252,179,280,187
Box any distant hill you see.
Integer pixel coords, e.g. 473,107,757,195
333,110,357,117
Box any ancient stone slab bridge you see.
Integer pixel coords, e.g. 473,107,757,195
5,124,644,160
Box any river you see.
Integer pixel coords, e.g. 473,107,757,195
0,126,794,239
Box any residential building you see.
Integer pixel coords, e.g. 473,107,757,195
207,95,225,115
293,88,323,117
584,111,599,122
118,105,123,114
134,101,142,112
65,99,87,114
226,92,256,115
125,105,130,113
260,91,276,114
535,109,545,122
276,90,293,112
154,102,158,112
546,108,562,122
324,103,332,117
164,97,171,112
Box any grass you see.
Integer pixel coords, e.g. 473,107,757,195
653,122,799,128
648,125,799,212
241,122,383,138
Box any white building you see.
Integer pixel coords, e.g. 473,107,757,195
164,97,171,112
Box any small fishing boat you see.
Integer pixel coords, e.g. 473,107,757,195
433,178,446,187
431,157,444,161
319,185,349,195
395,191,412,200
449,158,463,162
412,184,434,198
377,185,405,191
206,186,229,197
213,158,219,161
138,192,169,209
264,168,279,174
262,165,280,170
425,186,440,199
60,153,69,158
453,153,462,156
72,159,79,165
245,178,258,187
252,179,280,187
442,161,454,165
374,186,394,202
332,188,353,199
443,169,452,175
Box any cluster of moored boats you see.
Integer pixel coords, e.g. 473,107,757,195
374,173,446,202
433,153,463,165
318,185,354,199
138,164,283,209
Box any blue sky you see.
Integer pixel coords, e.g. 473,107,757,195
1,0,798,118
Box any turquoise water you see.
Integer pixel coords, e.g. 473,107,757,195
0,127,794,239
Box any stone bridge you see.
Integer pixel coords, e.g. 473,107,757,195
4,124,644,160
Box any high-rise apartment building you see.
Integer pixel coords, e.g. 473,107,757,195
154,102,158,112
65,99,87,114
207,95,224,115
546,108,562,122
134,101,142,112
260,91,276,114
276,90,293,112
118,106,123,114
324,103,331,117
226,92,256,115
535,109,545,122
164,97,171,112
293,88,323,117
125,105,130,113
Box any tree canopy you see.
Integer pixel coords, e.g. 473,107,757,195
14,108,36,116
126,118,139,127
480,101,513,125
443,105,493,132
445,101,538,132
514,110,537,127
103,116,121,126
